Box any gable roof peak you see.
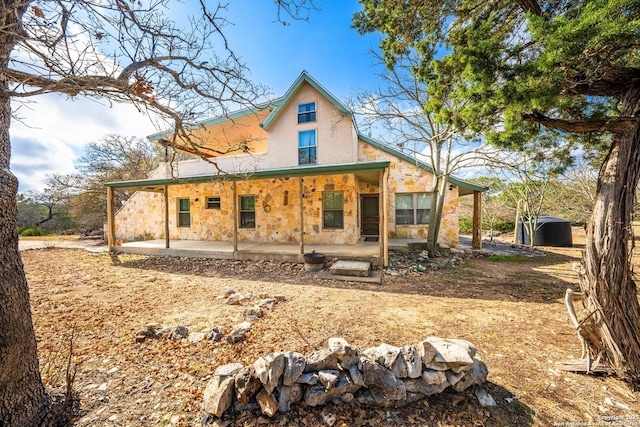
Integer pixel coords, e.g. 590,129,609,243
261,70,353,130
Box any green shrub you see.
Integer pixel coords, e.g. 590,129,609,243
20,227,44,236
459,218,473,234
493,221,515,233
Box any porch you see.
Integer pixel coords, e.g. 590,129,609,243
114,238,385,265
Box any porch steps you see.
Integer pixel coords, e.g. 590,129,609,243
330,260,372,277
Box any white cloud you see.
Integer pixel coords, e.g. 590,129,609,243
10,93,158,191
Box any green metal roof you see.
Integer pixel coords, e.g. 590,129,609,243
146,102,279,142
260,71,353,131
105,161,391,192
358,134,488,196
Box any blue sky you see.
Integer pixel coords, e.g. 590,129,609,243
10,0,386,192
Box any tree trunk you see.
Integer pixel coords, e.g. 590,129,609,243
0,3,51,421
579,113,640,384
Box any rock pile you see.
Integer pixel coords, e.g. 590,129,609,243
135,288,286,345
202,337,488,420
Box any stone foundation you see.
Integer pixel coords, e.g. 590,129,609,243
202,337,488,419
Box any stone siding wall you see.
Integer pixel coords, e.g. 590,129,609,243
114,174,361,245
358,141,459,246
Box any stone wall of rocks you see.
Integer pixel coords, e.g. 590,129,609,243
202,336,489,420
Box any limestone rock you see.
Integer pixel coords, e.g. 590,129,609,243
348,364,365,386
223,287,237,297
403,377,450,396
187,332,205,343
289,383,303,403
214,363,243,377
282,351,306,386
170,326,188,340
304,373,361,407
329,338,360,369
258,298,277,308
256,390,279,417
475,387,497,407
426,337,476,366
225,293,242,305
244,306,263,318
445,369,466,386
401,346,422,379
317,370,341,390
226,321,252,344
203,373,236,417
452,358,489,392
253,352,285,394
235,366,261,404
362,359,406,402
416,340,437,365
297,372,318,385
422,369,448,385
278,385,292,413
357,389,423,408
202,326,223,342
304,349,340,372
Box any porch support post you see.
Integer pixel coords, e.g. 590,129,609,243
472,190,482,250
232,180,238,255
299,177,305,255
381,167,389,267
164,185,170,249
106,186,115,251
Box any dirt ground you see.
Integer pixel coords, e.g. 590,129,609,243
22,230,640,426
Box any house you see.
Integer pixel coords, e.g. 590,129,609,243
105,71,486,266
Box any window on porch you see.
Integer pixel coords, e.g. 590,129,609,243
240,195,256,229
178,198,190,227
206,196,221,209
323,191,344,229
395,193,431,225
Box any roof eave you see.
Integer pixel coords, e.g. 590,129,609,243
358,133,488,194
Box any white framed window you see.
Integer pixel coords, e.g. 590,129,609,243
323,191,344,229
178,198,190,227
239,195,256,229
298,102,316,123
298,130,317,165
395,193,432,225
206,196,221,209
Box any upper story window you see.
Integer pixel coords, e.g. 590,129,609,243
298,130,317,165
298,102,316,124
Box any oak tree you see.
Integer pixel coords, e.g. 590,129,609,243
0,1,267,425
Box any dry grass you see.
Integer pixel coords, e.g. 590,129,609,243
23,229,640,426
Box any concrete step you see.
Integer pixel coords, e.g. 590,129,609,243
330,260,371,277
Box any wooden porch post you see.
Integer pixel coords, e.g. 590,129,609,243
472,190,482,250
232,180,238,255
299,177,305,255
381,167,390,267
106,186,115,251
164,185,170,249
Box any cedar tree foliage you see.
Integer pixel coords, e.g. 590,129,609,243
354,0,640,384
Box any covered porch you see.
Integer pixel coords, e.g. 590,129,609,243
113,239,383,264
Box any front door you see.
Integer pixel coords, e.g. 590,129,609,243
361,195,380,236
